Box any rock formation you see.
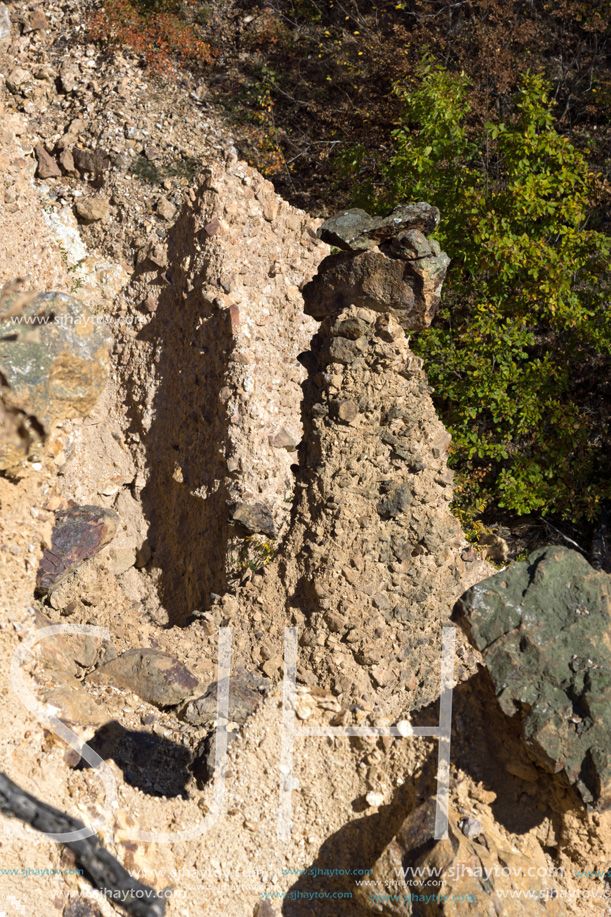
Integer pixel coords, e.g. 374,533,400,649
302,205,450,330
2,16,611,909
118,160,325,620
359,797,568,916
210,208,488,714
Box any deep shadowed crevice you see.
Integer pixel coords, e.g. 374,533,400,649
412,668,579,837
125,201,234,625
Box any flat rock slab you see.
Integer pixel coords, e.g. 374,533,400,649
453,545,611,807
36,505,119,595
29,610,106,729
317,204,440,252
87,648,199,707
179,667,271,726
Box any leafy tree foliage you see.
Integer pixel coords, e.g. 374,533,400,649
387,59,611,522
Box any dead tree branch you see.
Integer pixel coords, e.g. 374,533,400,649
0,771,167,917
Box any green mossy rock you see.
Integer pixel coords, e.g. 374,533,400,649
0,290,111,469
453,545,611,807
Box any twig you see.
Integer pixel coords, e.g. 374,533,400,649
539,517,587,556
590,505,609,572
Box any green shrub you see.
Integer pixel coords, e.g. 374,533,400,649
386,57,611,523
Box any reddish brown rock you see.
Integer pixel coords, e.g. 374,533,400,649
204,217,221,236
36,505,119,595
35,143,61,179
87,649,199,707
302,246,449,330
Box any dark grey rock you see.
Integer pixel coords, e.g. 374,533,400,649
328,336,360,364
229,501,276,538
458,816,483,839
190,729,239,785
381,229,437,261
179,667,271,726
377,483,412,518
330,316,370,339
317,204,440,252
391,535,413,562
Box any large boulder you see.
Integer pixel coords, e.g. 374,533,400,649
0,290,111,469
453,546,611,807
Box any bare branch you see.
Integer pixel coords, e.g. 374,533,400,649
0,772,167,917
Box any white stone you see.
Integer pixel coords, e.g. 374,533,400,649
396,719,412,737
0,3,11,41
